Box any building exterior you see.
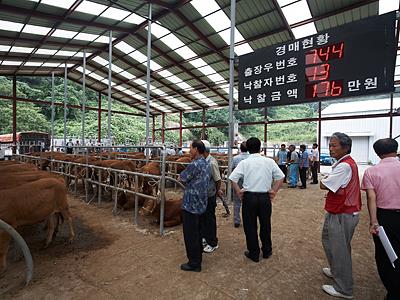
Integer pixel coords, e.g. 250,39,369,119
321,97,400,165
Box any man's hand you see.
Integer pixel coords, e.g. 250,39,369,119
269,189,278,201
369,223,379,235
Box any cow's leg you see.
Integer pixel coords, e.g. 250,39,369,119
44,214,57,248
0,230,12,274
61,210,75,244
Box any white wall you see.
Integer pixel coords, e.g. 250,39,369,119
321,117,400,164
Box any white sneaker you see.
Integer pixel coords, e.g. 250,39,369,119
202,238,207,248
322,267,333,278
203,244,219,253
322,285,353,299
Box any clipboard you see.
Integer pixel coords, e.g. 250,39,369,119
378,226,398,268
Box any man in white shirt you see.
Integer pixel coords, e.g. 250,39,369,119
310,143,320,184
229,137,284,262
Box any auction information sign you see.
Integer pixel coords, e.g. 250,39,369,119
238,12,397,109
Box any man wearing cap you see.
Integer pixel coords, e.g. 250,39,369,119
201,140,223,253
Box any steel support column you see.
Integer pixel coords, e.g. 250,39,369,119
318,101,322,172
227,0,236,203
82,49,86,145
264,107,268,155
12,75,17,154
108,31,112,145
98,92,102,143
161,113,165,144
63,63,67,150
202,108,206,139
51,72,55,151
145,3,152,155
179,111,183,147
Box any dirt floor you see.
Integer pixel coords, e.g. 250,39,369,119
0,182,386,300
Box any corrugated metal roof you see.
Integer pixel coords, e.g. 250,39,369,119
0,0,394,115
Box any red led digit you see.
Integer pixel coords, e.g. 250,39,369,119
305,63,330,81
312,83,318,98
331,80,342,96
332,42,344,59
318,46,330,61
319,64,330,81
321,81,330,96
306,49,318,65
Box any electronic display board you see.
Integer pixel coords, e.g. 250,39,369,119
238,12,397,109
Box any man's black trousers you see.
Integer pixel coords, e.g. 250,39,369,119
242,192,272,259
299,167,307,188
311,161,319,183
200,195,218,247
182,210,202,268
373,208,400,300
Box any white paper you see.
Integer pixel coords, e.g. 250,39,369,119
378,226,398,268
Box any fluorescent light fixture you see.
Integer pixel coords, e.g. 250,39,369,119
124,13,146,25
115,41,135,54
160,34,185,50
207,73,225,83
120,71,135,80
27,0,76,9
150,60,162,71
115,85,126,92
22,24,52,35
176,82,192,90
52,29,77,39
190,0,220,16
292,22,317,39
151,23,170,38
56,50,77,57
0,45,11,52
75,0,107,15
2,61,21,66
88,73,104,81
10,46,34,53
42,62,60,67
25,62,43,66
75,32,98,42
280,0,312,24
112,64,124,74
93,56,109,66
205,11,231,32
0,20,24,32
36,49,57,55
158,70,174,78
101,7,130,21
174,46,197,60
128,51,147,63
379,0,398,15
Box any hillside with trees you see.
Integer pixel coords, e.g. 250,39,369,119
0,76,318,145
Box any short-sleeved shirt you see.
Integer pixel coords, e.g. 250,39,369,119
299,150,309,168
312,149,320,161
290,151,299,164
206,155,221,197
232,152,250,187
361,157,400,209
321,154,352,193
180,157,210,214
276,150,288,165
229,153,284,192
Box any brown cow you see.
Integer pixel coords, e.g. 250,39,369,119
0,163,39,173
145,197,183,227
0,171,64,189
0,178,75,273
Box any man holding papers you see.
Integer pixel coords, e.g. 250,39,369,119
362,138,400,300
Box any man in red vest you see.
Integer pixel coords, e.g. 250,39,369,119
320,132,361,299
